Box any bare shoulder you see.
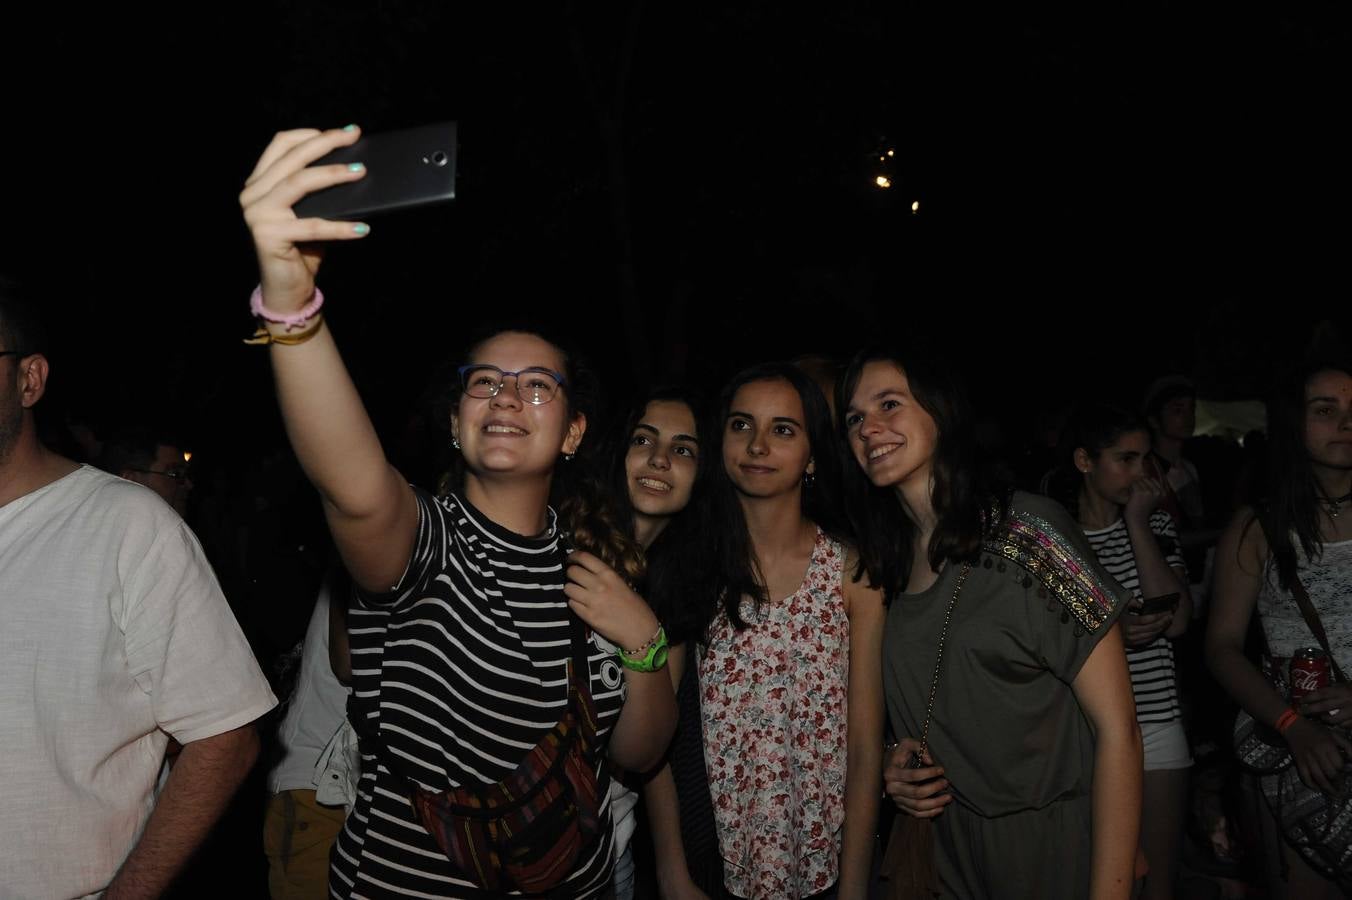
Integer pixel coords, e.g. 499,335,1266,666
839,541,884,616
1220,505,1267,574
840,540,862,573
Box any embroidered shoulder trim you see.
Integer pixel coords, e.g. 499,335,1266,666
983,510,1116,632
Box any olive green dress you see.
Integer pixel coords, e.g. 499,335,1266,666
883,493,1132,899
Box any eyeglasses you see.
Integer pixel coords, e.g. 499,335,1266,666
457,365,567,405
128,466,192,483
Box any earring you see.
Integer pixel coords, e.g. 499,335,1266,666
451,436,461,450
803,471,816,487
563,452,575,462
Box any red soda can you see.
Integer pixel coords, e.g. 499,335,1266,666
1289,647,1331,703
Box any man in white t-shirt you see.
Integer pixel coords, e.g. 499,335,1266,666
0,287,278,898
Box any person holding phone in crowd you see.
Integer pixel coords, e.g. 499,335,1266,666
1054,404,1192,900
841,347,1142,900
239,125,676,899
1206,359,1352,900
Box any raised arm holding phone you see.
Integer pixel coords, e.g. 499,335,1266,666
240,125,676,900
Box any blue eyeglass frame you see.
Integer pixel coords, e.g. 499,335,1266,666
457,365,568,404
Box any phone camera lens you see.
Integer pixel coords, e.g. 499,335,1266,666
430,150,449,168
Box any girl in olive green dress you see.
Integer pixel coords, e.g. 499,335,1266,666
838,348,1142,900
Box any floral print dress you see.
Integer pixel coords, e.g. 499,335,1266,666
700,530,850,899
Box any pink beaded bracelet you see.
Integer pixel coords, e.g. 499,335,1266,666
250,285,325,331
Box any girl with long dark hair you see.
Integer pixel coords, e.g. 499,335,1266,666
1056,404,1193,900
697,362,885,900
598,388,714,899
840,348,1141,900
1206,360,1352,899
238,126,676,899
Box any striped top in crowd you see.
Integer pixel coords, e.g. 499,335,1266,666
1083,509,1186,725
331,489,624,899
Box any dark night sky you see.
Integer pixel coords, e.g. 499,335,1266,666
3,3,1350,467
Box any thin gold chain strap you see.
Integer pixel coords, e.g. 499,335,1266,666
918,563,972,759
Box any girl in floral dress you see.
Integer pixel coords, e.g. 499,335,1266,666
697,363,885,900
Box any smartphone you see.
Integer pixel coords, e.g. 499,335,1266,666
293,122,457,220
1133,592,1180,616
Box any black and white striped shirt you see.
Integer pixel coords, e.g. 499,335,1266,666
1083,510,1186,725
331,489,625,899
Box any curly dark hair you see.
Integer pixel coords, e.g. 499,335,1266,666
602,387,714,645
431,322,646,586
1046,403,1150,521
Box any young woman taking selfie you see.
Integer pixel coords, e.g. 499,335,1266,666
239,125,676,899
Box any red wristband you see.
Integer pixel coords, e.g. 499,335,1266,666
1275,708,1300,735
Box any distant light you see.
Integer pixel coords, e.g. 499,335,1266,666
875,176,892,189
887,149,895,157
879,156,886,162
911,200,920,213
183,450,193,463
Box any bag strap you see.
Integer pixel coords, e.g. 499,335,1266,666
1253,516,1345,683
566,613,601,747
916,563,971,759
372,610,596,788
1289,573,1348,684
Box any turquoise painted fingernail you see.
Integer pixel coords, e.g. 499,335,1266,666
348,162,365,173
353,224,370,236
343,124,357,132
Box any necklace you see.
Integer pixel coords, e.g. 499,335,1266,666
1322,490,1352,519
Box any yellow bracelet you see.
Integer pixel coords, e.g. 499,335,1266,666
243,315,325,346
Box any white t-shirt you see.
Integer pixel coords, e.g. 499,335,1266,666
0,466,277,898
267,582,352,795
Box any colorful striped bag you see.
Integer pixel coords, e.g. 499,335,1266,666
407,617,603,894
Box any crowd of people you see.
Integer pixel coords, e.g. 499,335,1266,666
1,124,1350,900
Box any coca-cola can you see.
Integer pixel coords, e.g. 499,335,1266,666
1289,647,1331,703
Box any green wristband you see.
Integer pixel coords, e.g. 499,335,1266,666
617,626,669,673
